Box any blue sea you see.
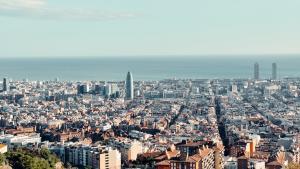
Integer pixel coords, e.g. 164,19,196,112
0,56,300,81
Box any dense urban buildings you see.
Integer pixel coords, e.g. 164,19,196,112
0,68,299,169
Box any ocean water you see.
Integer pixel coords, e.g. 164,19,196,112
0,56,300,81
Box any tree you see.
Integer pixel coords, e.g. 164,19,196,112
84,166,92,169
5,148,60,169
40,148,59,168
0,153,5,165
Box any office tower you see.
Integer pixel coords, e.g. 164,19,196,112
77,84,84,94
104,84,112,97
254,62,259,80
77,83,89,94
110,83,120,98
111,83,119,94
125,71,134,100
83,83,90,93
2,77,8,92
232,84,238,93
272,62,277,80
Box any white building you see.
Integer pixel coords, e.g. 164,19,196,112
224,157,237,169
250,159,265,169
129,130,152,141
0,133,41,148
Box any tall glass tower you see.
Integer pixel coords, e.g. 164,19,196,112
125,72,134,100
254,62,259,80
3,77,8,92
272,63,277,80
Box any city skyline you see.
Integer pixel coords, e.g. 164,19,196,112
0,0,300,57
0,1,300,169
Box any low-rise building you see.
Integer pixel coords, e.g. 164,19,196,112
0,133,41,148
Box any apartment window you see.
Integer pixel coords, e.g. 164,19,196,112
181,163,185,169
171,162,175,169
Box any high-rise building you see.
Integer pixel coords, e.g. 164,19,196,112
272,62,277,80
254,63,259,80
104,84,112,97
111,83,119,94
77,84,85,94
2,77,8,92
125,71,134,100
83,83,90,93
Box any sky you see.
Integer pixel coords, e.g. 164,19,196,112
0,0,300,58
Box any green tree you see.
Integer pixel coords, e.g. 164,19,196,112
40,148,58,168
84,166,92,169
5,148,60,169
0,153,5,165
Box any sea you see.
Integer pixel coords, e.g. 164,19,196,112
0,55,300,81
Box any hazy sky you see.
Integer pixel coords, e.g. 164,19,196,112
0,0,300,58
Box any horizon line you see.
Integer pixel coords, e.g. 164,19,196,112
1,53,300,59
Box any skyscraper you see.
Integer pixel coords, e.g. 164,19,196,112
254,62,259,80
125,71,134,100
2,78,8,92
272,62,277,80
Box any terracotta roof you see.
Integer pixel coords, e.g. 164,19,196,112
188,154,202,162
142,152,162,158
166,150,180,159
156,160,170,166
267,161,283,166
155,155,167,160
177,141,205,147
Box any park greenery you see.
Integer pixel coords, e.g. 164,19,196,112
0,148,60,169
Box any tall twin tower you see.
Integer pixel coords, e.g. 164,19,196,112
254,62,277,80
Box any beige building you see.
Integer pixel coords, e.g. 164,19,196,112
109,138,143,162
0,144,7,154
65,145,121,169
170,146,216,169
98,147,121,169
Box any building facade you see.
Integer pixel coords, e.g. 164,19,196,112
64,145,121,169
125,72,134,100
